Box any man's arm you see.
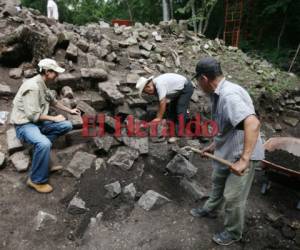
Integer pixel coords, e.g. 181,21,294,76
39,114,66,122
231,115,260,176
52,101,80,115
152,98,167,122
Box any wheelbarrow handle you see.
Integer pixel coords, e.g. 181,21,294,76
187,147,234,170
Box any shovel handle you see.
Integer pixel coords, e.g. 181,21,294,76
188,147,234,169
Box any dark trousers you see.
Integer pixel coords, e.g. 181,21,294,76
167,82,194,135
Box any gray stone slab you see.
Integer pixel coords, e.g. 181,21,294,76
9,68,22,79
104,181,121,198
98,80,124,105
92,135,114,153
121,133,149,154
107,146,139,170
0,82,13,96
66,43,78,61
68,194,88,214
35,211,57,231
166,154,197,178
138,190,170,211
77,101,96,115
6,127,24,154
123,183,137,199
66,151,96,178
10,151,30,172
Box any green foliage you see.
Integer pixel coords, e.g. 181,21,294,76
21,0,46,15
261,0,291,16
20,0,300,73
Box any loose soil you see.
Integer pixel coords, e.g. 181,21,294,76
265,149,300,172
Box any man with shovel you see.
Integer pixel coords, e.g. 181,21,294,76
190,57,264,245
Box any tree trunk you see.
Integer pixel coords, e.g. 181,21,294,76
169,0,174,19
198,0,204,34
203,0,218,34
162,0,169,21
125,0,133,22
288,43,300,72
191,0,197,33
277,12,287,52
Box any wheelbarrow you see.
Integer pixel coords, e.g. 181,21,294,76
262,137,300,209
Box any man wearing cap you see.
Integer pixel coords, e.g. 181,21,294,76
190,57,264,245
10,58,80,193
136,73,194,142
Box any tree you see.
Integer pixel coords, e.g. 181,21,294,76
176,0,218,35
260,0,292,52
162,0,170,21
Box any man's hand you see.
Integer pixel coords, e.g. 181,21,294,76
69,108,81,115
230,157,249,176
52,114,66,122
151,117,162,123
200,143,215,158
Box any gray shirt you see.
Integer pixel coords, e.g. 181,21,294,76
153,73,187,101
212,78,264,169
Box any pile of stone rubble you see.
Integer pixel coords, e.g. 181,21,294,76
0,2,299,217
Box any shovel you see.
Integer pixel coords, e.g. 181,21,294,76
183,146,234,171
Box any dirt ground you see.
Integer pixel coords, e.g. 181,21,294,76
1,135,300,250
1,61,300,250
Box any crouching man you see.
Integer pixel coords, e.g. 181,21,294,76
190,58,264,245
10,58,80,193
136,73,194,142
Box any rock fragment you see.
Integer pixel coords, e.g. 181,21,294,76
35,211,57,231
107,146,139,170
9,68,22,79
81,68,108,81
66,151,96,178
138,190,170,211
61,86,74,99
66,43,78,62
10,151,30,172
166,154,197,178
94,158,107,171
104,181,121,198
98,80,124,105
0,82,13,96
6,127,24,154
123,183,137,199
68,194,88,214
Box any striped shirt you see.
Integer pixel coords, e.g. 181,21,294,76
211,78,264,169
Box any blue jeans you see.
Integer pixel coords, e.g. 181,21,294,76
15,121,73,184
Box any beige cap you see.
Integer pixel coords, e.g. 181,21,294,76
38,58,65,73
136,76,154,97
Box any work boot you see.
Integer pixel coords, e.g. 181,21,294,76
212,230,240,246
190,207,217,218
50,165,63,173
27,179,53,193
